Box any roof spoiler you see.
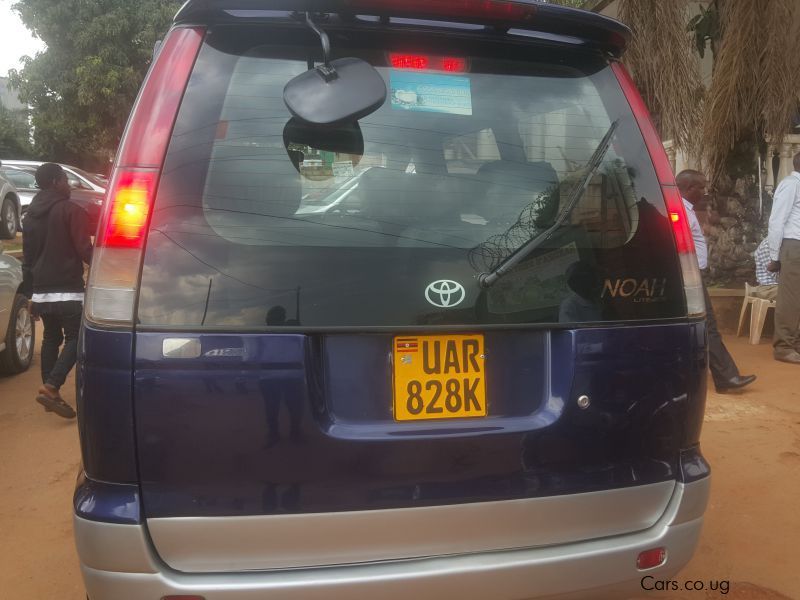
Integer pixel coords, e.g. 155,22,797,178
174,0,630,57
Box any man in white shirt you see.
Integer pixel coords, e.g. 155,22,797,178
767,152,800,364
676,170,756,392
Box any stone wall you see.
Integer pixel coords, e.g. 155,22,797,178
699,191,767,286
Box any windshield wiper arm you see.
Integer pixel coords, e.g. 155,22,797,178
477,119,619,289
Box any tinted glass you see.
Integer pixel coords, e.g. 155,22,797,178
137,26,685,329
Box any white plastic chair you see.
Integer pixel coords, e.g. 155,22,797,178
736,283,759,337
749,298,776,345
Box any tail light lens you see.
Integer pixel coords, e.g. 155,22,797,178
117,27,205,169
100,170,157,250
85,26,204,326
390,53,430,69
612,62,704,317
389,53,468,72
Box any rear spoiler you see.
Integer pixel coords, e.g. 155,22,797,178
174,0,630,57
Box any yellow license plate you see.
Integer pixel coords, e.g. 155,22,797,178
393,334,487,421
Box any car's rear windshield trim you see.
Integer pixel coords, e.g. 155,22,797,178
174,1,630,56
134,317,700,335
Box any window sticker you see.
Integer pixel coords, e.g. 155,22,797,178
390,71,472,116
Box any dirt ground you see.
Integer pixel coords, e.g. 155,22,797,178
0,335,798,600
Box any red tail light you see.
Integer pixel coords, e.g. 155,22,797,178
390,54,429,69
441,57,467,72
86,26,204,326
98,170,157,249
612,62,704,316
637,547,667,570
389,53,467,72
118,27,205,168
663,187,696,255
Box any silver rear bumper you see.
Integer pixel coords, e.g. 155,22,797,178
77,478,709,600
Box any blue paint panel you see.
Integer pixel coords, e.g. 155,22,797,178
77,326,138,483
323,332,549,438
74,472,141,524
131,323,708,519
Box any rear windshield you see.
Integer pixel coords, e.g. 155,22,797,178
137,25,685,329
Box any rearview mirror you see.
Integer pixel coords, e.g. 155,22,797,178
284,57,386,127
283,118,364,172
283,14,386,126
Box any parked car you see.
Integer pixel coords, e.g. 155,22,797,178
0,165,37,215
0,166,22,239
1,161,106,232
93,173,110,186
75,2,710,599
0,244,34,375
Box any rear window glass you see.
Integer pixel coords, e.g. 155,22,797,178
137,25,685,329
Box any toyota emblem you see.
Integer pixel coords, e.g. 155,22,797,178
425,280,466,308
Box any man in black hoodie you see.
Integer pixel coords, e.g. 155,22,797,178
21,163,93,419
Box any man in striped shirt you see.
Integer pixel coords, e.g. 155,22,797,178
752,238,778,300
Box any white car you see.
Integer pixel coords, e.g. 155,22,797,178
0,244,33,374
0,167,22,239
0,165,36,214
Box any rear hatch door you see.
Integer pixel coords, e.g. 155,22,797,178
132,20,698,572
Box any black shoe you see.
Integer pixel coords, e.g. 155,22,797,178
715,374,756,393
36,394,77,419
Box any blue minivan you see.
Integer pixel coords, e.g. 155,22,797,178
74,1,710,598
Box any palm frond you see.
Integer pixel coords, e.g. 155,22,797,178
704,0,800,179
618,0,703,158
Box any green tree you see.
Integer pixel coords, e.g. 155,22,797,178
9,0,180,170
0,104,34,158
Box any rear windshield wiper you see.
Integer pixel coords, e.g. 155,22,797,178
477,119,619,289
